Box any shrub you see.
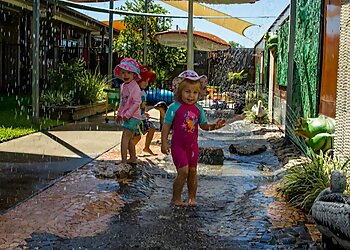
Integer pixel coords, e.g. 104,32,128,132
244,109,269,124
74,68,106,105
277,151,350,211
43,60,106,106
40,90,74,106
47,59,85,92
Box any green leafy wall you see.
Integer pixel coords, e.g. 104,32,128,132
263,43,269,93
292,0,322,118
255,62,261,92
276,21,289,87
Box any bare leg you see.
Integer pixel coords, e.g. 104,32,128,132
171,167,189,206
132,134,141,146
128,134,137,163
121,128,133,163
143,128,157,155
187,167,198,207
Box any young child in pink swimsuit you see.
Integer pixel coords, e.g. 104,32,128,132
161,70,225,207
114,58,142,164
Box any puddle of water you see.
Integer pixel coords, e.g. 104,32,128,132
0,158,90,213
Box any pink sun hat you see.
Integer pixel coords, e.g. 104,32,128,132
172,70,208,96
114,58,141,81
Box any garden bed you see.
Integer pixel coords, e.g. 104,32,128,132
41,101,106,121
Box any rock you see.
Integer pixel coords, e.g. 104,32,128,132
229,144,237,154
198,147,224,165
93,163,134,179
229,144,267,155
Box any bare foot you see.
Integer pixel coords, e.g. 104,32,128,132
188,199,197,207
127,158,141,165
170,200,187,207
143,148,157,156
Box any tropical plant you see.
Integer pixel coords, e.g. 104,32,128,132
44,60,106,106
40,90,74,106
75,68,106,104
115,0,186,81
228,70,247,87
277,150,350,211
47,59,85,92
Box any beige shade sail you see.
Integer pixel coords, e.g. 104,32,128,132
161,1,254,36
155,30,231,51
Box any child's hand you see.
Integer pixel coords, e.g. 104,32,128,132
122,116,130,122
161,142,170,154
115,115,122,124
215,119,226,129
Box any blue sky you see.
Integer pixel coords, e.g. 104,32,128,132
74,0,290,48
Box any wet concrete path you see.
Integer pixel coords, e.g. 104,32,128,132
17,120,321,249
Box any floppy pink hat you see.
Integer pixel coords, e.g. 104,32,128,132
114,58,141,81
172,70,208,96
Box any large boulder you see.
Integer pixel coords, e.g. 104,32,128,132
198,147,224,165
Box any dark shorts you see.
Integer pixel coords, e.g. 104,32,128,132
135,118,156,136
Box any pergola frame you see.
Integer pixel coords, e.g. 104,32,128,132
31,0,251,122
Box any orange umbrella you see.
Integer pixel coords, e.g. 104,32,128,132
155,30,230,51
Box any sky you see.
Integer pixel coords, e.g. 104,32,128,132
73,0,290,48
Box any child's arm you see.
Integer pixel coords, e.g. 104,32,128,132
161,124,171,154
200,118,226,131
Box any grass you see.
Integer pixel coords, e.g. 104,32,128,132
0,94,63,142
277,151,350,211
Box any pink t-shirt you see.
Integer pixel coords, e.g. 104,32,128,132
117,80,142,120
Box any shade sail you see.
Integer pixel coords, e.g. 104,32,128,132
155,30,230,51
69,0,256,3
101,20,126,31
68,0,110,2
161,1,254,36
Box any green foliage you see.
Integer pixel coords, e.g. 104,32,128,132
228,41,242,48
228,70,248,88
276,21,289,86
244,109,269,124
244,90,267,111
45,60,106,106
277,151,350,211
75,69,106,104
48,59,85,92
40,90,74,106
291,0,322,118
115,0,186,79
0,95,63,142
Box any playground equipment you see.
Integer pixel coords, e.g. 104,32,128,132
103,77,121,123
206,86,234,103
103,88,120,123
146,89,174,105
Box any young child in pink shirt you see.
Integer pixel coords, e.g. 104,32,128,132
114,58,142,164
161,70,225,207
